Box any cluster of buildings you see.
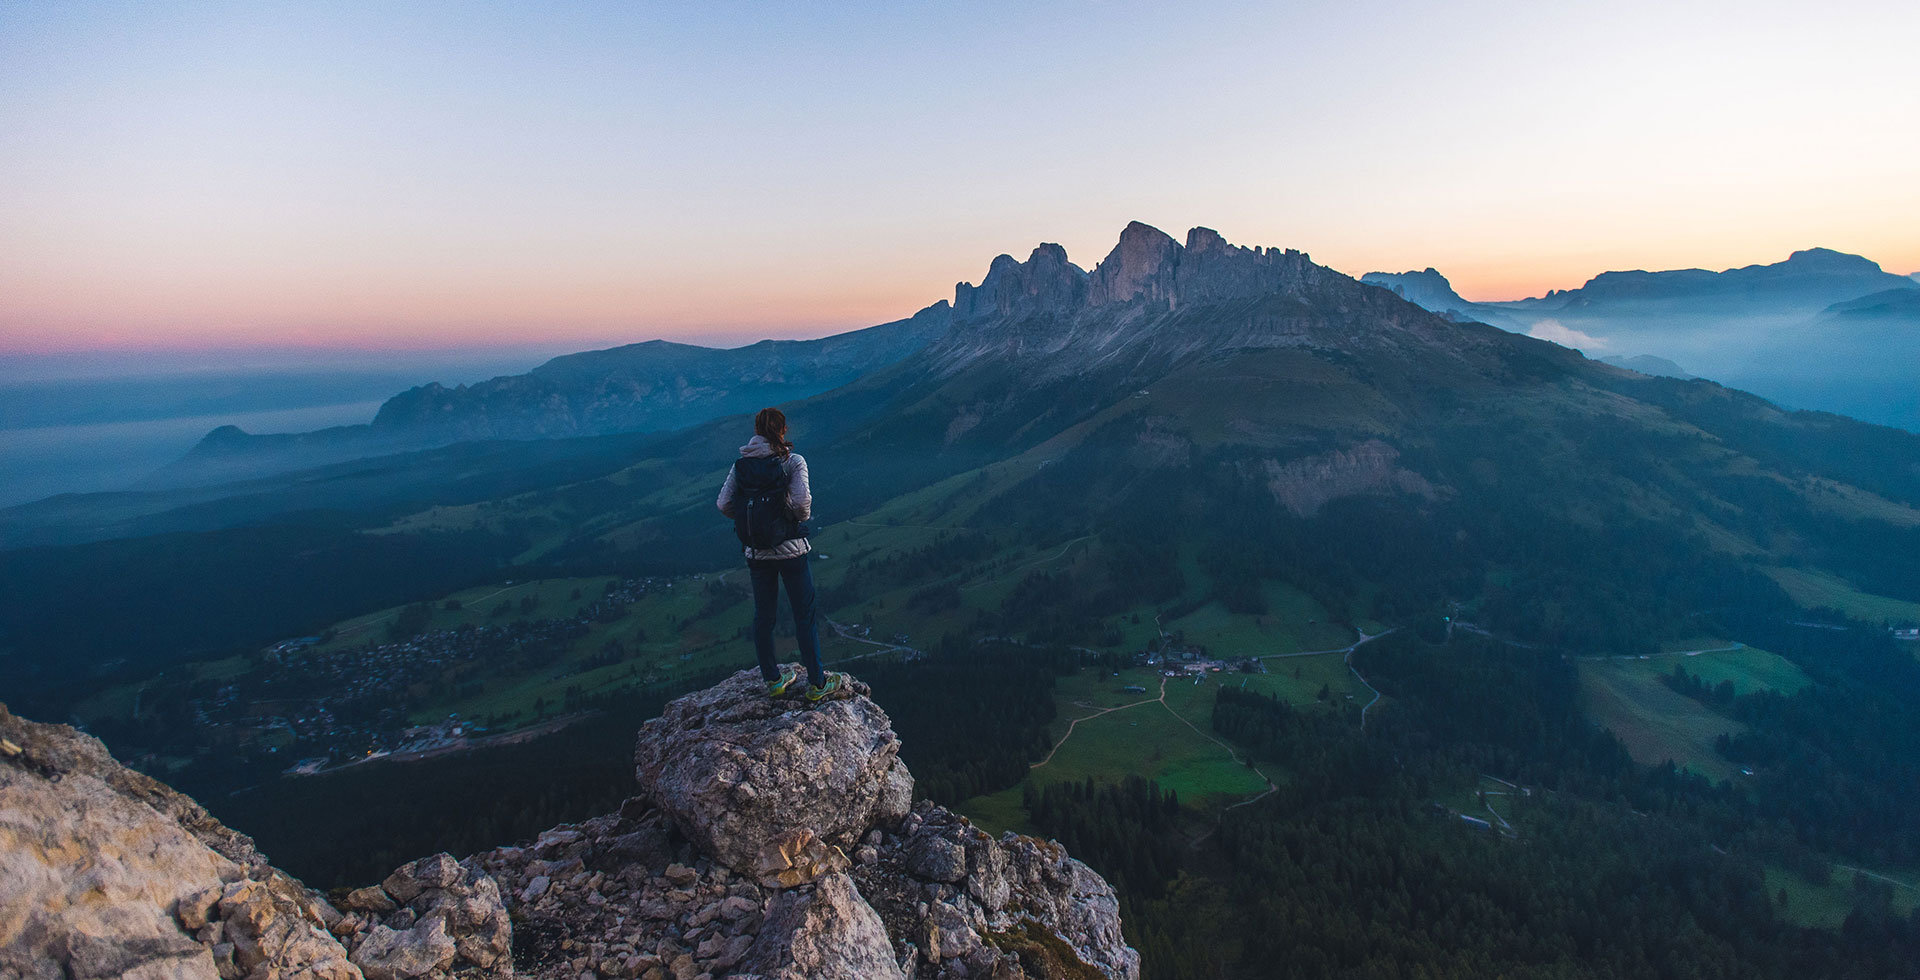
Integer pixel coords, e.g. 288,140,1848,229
1137,647,1267,679
184,578,659,774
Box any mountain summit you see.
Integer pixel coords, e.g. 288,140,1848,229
954,222,1335,320
934,222,1477,376
0,672,1137,980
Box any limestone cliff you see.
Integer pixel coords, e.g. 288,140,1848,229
0,672,1138,980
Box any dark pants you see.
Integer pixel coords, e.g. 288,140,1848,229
748,554,824,688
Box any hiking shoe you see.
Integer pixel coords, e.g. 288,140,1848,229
766,665,802,698
805,672,848,703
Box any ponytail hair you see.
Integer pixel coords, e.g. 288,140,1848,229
754,407,792,457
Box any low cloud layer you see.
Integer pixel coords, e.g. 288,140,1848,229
1526,319,1611,352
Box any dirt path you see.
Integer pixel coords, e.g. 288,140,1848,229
1574,643,1745,662
823,618,921,665
1030,690,1162,768
1343,631,1390,731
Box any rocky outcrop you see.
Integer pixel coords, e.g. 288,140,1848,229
2,671,1137,980
0,704,509,980
632,671,912,877
1086,221,1181,308
936,221,1476,380
472,668,1139,980
953,245,1089,322
1258,439,1440,517
333,854,512,980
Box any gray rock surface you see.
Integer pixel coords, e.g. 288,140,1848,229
739,873,902,980
474,668,1137,979
632,668,912,875
3,669,1137,980
0,703,359,980
335,854,512,979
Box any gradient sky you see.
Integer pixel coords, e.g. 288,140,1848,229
3,0,1917,355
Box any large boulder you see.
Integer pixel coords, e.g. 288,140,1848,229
853,802,1141,980
0,704,358,980
739,873,904,980
632,667,913,875
336,854,512,979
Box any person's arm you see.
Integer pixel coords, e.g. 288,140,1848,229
786,455,812,521
716,464,738,518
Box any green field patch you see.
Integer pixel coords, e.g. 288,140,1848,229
1433,775,1525,818
1238,653,1368,708
1579,661,1745,782
401,576,759,727
955,786,1037,838
301,577,622,657
1160,585,1354,660
73,681,144,724
1597,645,1809,699
1053,667,1162,710
1765,566,1920,625
1666,647,1809,696
1767,865,1920,930
1031,697,1266,806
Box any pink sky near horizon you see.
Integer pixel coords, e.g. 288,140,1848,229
3,1,1916,357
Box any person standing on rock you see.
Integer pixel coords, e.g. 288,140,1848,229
716,407,845,702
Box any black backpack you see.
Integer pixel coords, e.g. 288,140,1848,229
732,456,808,550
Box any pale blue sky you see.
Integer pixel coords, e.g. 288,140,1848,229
3,1,1916,352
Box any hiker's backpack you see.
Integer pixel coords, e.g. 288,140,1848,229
732,456,808,550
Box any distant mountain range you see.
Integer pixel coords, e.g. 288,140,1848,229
1356,248,1920,432
143,243,1920,494
1824,287,1920,320
151,305,952,488
1509,247,1914,313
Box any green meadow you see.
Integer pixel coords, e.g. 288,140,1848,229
1766,864,1920,930
1765,566,1920,625
1577,645,1807,782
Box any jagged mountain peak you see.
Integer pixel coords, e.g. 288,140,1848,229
954,244,1090,321
955,222,1328,323
934,222,1467,377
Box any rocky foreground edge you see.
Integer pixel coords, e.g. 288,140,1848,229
0,669,1140,980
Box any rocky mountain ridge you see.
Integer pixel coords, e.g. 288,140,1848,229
0,670,1137,980
931,221,1489,378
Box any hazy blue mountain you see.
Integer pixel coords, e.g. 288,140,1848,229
1442,249,1920,431
1824,287,1920,320
1508,247,1913,313
149,305,952,489
1360,268,1474,316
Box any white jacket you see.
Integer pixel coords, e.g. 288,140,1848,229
715,435,813,560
